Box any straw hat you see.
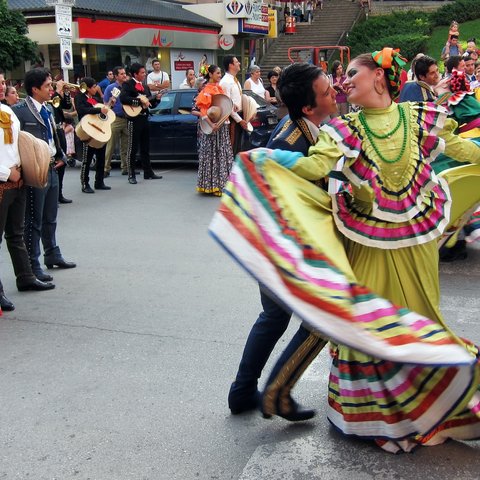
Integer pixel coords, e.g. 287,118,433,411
17,130,50,188
241,94,259,131
199,94,233,134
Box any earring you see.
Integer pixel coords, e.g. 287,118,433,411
374,81,386,95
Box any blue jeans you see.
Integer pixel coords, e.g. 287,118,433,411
24,167,62,273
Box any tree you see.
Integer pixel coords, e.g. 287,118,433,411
0,0,38,71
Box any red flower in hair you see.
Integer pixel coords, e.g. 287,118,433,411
135,82,145,92
87,97,97,106
450,69,471,94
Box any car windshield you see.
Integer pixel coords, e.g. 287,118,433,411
243,90,268,107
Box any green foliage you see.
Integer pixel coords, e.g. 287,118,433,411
347,11,433,60
425,18,480,73
0,0,38,72
431,0,480,26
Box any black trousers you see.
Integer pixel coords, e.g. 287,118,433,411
126,114,154,178
0,186,38,289
229,118,245,156
80,142,106,187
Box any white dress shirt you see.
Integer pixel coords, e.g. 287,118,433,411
30,97,56,157
0,103,21,182
219,72,243,123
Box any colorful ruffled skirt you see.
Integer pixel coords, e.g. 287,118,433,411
210,152,480,453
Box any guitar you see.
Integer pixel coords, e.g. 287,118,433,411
123,89,168,118
76,87,120,149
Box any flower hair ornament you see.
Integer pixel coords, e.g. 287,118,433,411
371,47,407,100
199,63,210,77
448,69,474,106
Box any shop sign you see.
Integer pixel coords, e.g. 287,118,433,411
77,19,219,50
239,0,268,35
224,0,253,19
219,34,235,51
174,61,195,71
267,9,277,38
152,30,173,48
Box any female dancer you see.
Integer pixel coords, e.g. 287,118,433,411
195,65,234,196
211,49,480,453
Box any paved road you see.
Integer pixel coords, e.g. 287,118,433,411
1,165,479,480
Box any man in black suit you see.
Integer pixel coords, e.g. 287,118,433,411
51,78,74,203
119,62,162,184
228,63,339,421
0,69,54,303
13,68,76,281
74,76,112,193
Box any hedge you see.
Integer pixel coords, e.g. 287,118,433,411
347,11,433,60
431,0,480,26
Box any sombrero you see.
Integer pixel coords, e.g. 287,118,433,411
241,94,259,132
199,94,233,134
17,130,50,188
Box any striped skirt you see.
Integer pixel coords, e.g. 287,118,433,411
210,151,480,453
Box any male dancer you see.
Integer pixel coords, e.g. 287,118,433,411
228,63,338,420
399,55,442,102
120,63,163,184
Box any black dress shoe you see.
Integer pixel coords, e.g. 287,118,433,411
439,240,468,262
82,185,95,194
128,177,137,185
59,195,73,204
18,279,55,291
229,391,261,415
45,259,76,269
0,294,15,311
94,183,112,190
34,271,54,282
144,173,163,180
262,398,316,422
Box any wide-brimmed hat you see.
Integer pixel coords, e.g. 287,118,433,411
199,94,233,134
17,130,50,188
241,94,259,131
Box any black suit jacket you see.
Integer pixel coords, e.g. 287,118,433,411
51,90,72,124
74,92,104,121
13,97,65,162
120,79,159,116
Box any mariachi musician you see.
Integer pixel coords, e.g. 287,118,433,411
119,62,163,184
74,77,112,193
51,77,73,203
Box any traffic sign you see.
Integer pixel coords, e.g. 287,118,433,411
55,5,72,37
60,37,73,69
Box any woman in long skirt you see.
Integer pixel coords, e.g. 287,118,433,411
195,65,234,196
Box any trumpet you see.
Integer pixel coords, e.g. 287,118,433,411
52,81,87,93
47,97,61,108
